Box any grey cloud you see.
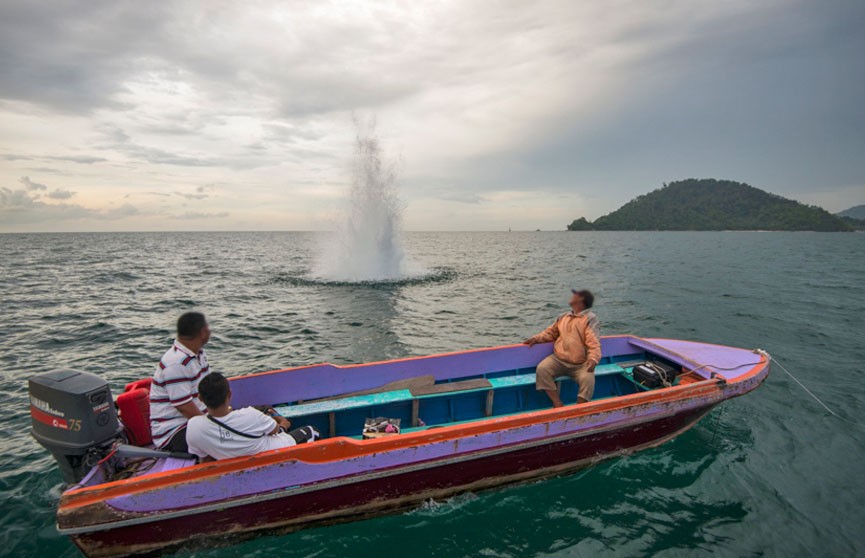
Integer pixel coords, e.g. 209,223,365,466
174,191,208,200
104,204,141,218
0,186,38,207
1,184,90,224
137,149,216,167
171,211,229,220
46,155,108,164
26,167,62,173
433,188,484,205
0,2,452,118
19,176,47,191
1,180,139,225
97,124,218,167
262,123,325,144
47,188,76,199
2,152,107,164
0,1,167,112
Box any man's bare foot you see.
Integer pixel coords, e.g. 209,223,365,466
544,389,565,408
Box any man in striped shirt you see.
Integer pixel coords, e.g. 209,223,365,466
150,312,212,452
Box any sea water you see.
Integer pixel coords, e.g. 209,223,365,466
0,231,863,557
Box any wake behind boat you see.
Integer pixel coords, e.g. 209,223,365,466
30,335,769,557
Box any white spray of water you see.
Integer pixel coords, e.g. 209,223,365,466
313,124,425,282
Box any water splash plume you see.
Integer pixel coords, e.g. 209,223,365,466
313,122,424,282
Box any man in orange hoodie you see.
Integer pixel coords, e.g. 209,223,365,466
524,289,601,407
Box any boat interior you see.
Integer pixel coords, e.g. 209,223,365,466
272,350,685,440
73,347,692,490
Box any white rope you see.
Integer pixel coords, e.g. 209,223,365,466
754,349,838,417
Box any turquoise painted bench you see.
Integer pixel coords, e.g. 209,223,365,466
273,363,630,435
274,389,418,437
274,389,414,419
488,363,626,389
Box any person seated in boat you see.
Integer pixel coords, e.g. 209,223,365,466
149,312,213,453
186,372,320,461
523,289,601,407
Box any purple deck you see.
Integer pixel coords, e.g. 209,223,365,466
637,338,763,380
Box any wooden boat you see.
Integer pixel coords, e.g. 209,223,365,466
53,336,769,557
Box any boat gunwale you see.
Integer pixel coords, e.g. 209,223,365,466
225,335,756,380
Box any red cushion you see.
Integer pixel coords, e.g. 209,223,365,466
124,378,153,393
116,388,152,446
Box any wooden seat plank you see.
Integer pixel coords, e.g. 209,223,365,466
410,378,492,397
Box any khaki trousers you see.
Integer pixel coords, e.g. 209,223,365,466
535,354,595,401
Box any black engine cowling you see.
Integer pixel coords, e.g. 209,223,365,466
29,369,123,485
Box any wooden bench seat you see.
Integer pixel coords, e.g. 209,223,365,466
410,378,492,397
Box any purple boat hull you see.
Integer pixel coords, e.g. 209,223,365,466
56,337,769,557
74,406,712,556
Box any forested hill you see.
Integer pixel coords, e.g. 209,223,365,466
837,204,865,220
568,179,852,232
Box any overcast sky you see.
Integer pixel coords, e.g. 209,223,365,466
1,0,863,232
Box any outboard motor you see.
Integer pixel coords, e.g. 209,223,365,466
29,369,123,485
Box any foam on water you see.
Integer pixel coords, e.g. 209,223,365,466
312,124,426,283
275,267,457,289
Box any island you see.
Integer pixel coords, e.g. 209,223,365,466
567,179,853,232
837,205,865,230
837,204,865,219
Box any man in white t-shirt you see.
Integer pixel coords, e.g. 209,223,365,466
186,372,320,461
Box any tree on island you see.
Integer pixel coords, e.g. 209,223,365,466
836,205,865,230
566,217,593,231
837,204,865,220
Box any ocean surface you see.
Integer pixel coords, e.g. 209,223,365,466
1,231,863,557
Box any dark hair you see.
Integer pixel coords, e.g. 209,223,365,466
576,289,595,309
177,312,207,339
198,372,230,409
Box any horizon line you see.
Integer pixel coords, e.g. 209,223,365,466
0,229,859,235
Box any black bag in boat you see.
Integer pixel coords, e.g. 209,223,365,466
633,361,678,389
288,426,320,444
